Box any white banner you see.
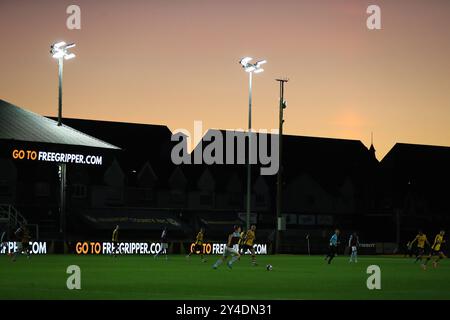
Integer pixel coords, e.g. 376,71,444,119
1,242,47,255
75,242,268,255
189,243,268,255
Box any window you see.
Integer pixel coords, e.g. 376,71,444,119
229,192,242,206
170,191,185,205
142,189,153,201
35,182,50,197
256,194,266,205
0,180,9,196
200,194,212,206
72,184,87,199
306,195,315,206
106,187,124,204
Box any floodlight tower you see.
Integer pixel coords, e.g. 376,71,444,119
239,57,266,230
50,41,76,126
50,41,75,248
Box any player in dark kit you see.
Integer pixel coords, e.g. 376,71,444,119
404,241,414,258
187,228,206,262
12,225,31,261
154,227,168,260
112,225,120,257
325,229,340,264
213,225,241,269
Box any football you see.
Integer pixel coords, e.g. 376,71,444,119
266,264,273,271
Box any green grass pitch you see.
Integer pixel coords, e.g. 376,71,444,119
1,254,449,300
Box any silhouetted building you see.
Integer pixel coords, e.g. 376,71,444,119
379,143,450,244
1,99,449,253
0,99,119,240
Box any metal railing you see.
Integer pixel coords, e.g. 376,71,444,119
0,204,29,239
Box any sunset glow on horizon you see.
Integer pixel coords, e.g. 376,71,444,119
1,0,450,159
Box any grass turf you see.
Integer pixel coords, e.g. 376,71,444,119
0,254,449,300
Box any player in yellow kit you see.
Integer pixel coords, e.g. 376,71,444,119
423,230,446,269
238,230,246,254
242,225,257,266
187,228,206,262
409,230,429,263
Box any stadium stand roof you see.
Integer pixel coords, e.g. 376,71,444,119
52,117,175,186
0,99,120,150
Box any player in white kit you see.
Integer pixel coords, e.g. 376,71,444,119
348,232,360,263
154,227,168,260
213,225,241,269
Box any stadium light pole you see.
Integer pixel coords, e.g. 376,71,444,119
50,41,75,250
239,57,266,231
275,78,288,254
50,41,76,127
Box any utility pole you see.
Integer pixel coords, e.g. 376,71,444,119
59,163,67,244
275,78,288,254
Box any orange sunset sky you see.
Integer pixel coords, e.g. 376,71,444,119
1,0,450,159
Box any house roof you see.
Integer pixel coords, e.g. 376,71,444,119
380,142,450,184
0,99,120,150
379,143,450,212
381,142,450,165
187,129,378,194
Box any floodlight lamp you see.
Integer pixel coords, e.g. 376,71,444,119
256,60,267,66
240,57,253,66
52,51,65,59
53,41,67,49
64,53,76,60
50,41,76,60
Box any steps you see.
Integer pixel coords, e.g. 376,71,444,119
0,204,27,229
